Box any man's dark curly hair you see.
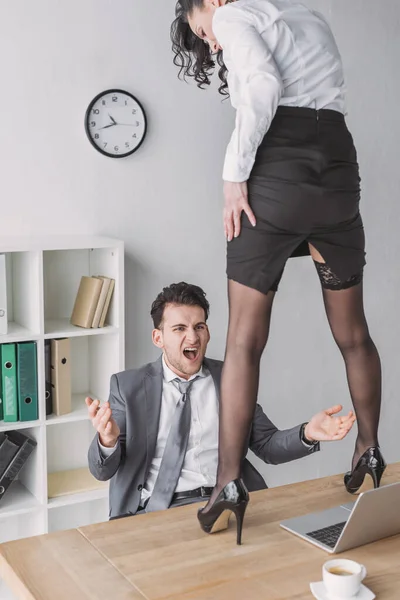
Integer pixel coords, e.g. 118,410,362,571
150,282,210,329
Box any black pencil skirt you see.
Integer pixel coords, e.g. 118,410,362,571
226,106,366,294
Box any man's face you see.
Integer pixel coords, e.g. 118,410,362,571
152,303,210,379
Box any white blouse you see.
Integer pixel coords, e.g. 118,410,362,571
212,0,346,182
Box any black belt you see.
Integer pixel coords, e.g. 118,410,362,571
137,486,213,513
172,486,213,503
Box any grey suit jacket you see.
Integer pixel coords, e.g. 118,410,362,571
88,356,319,518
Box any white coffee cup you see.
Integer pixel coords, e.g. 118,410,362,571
323,559,367,598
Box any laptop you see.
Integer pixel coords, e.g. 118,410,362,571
280,481,400,553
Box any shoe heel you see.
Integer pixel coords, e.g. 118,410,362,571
233,501,248,546
344,447,387,494
370,465,386,488
197,479,249,545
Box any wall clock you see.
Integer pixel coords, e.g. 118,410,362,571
85,89,147,158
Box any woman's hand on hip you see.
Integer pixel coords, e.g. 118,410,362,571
223,180,256,241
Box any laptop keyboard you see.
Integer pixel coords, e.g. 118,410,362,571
306,521,347,548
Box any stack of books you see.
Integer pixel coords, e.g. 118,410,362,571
0,342,38,423
70,276,115,329
0,430,37,503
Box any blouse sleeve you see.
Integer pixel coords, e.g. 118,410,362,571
212,6,283,182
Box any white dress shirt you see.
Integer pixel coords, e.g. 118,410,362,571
212,0,346,182
99,357,219,505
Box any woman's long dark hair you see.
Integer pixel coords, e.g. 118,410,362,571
170,0,229,96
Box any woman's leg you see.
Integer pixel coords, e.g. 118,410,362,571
207,279,276,506
310,245,382,470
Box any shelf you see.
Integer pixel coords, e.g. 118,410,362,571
44,318,118,338
0,321,40,343
46,393,98,425
48,493,109,532
47,467,109,507
43,247,120,329
0,235,122,253
0,235,124,542
1,252,42,336
0,481,41,518
0,420,41,434
47,486,109,509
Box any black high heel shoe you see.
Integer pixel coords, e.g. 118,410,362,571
197,479,249,545
344,447,386,494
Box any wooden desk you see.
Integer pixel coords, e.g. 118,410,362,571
1,464,399,600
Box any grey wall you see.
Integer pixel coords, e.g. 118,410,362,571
1,0,399,487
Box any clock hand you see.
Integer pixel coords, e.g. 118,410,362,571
108,114,117,125
98,122,117,130
116,123,138,127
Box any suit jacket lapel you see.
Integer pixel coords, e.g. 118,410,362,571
204,357,222,404
144,356,163,479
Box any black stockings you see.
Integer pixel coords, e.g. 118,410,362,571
208,277,381,507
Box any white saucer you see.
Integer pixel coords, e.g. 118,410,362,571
310,580,376,600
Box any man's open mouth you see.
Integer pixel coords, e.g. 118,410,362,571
183,347,199,361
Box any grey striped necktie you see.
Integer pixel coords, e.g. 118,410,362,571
146,376,200,513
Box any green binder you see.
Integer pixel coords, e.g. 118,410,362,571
1,344,18,422
0,364,3,421
17,342,38,422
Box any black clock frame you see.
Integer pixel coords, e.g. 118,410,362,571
84,89,147,158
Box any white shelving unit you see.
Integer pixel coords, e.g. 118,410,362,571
0,236,124,547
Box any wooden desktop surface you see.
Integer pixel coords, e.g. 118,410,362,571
1,463,399,600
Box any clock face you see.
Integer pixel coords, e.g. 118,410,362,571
84,89,147,158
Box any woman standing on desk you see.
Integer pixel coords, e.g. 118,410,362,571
170,0,385,543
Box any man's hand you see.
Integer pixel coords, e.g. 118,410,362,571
223,180,256,241
85,397,120,448
305,405,356,442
